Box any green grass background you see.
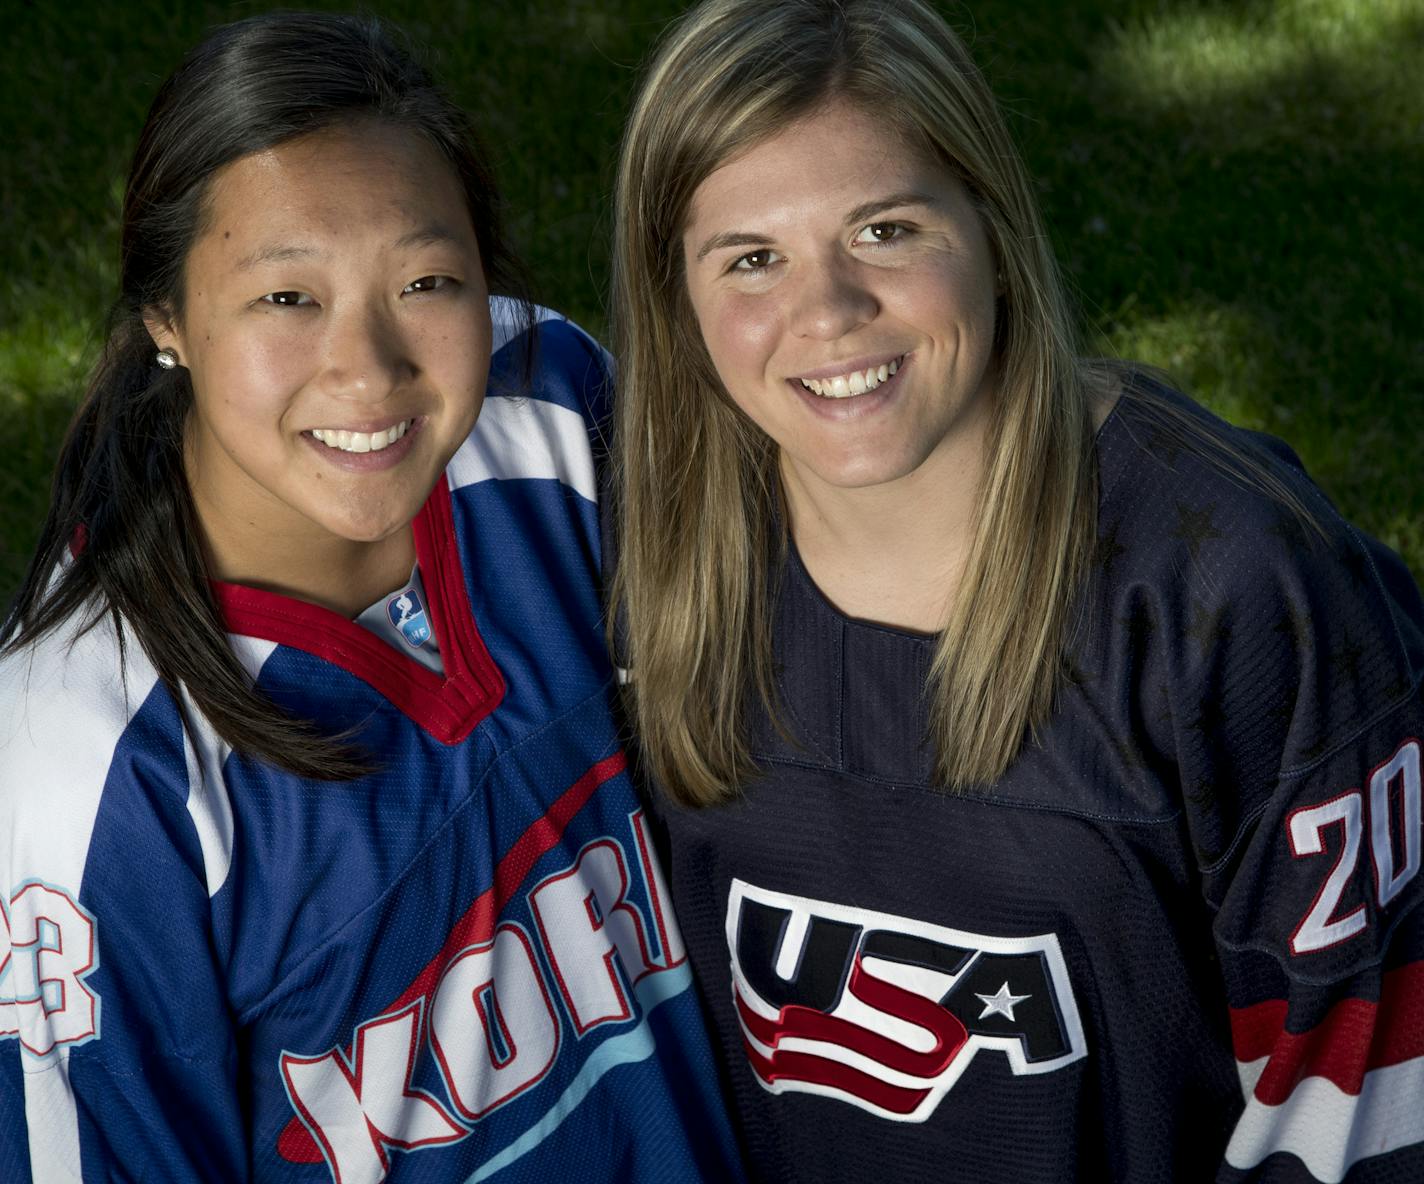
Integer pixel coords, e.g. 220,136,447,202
3,0,1421,599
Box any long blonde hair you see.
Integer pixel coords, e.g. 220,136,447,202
610,0,1098,805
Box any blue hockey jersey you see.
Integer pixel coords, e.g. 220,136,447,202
646,384,1424,1182
0,302,746,1183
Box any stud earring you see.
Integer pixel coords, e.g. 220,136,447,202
155,348,179,370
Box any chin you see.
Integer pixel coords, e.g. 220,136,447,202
321,509,414,546
805,455,923,491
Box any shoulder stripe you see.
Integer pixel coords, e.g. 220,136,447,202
448,395,598,503
0,613,157,1176
1226,1055,1424,1181
23,1059,86,1183
1226,960,1424,1179
178,687,235,899
1228,961,1424,1100
0,612,158,900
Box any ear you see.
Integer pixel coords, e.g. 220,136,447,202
141,306,183,356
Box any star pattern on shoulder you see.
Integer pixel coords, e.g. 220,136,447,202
1061,652,1097,688
1332,628,1364,686
1192,828,1226,868
1340,545,1374,591
1185,599,1230,661
1154,683,1174,729
1095,518,1128,582
1183,776,1218,813
1266,510,1314,555
1386,668,1413,700
1123,604,1157,659
1172,502,1224,561
1147,427,1185,471
1112,733,1147,773
1263,682,1298,734
1272,596,1315,657
1187,694,1229,746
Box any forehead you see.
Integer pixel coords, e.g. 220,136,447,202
196,121,474,256
686,103,956,229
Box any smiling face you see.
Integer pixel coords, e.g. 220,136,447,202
682,102,1000,506
151,119,491,594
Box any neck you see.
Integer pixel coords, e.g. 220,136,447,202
783,409,988,634
192,494,417,619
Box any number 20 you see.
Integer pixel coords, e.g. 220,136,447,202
1287,739,1421,955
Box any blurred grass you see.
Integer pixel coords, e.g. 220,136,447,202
2,0,1420,598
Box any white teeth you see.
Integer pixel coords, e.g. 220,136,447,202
798,356,904,399
309,419,412,453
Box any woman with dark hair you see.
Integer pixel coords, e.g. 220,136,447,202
0,13,743,1182
609,0,1424,1179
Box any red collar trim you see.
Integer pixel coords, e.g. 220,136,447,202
211,475,505,745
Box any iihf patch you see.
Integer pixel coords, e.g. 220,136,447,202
725,879,1087,1121
386,587,431,648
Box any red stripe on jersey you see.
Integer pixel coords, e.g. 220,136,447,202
735,965,968,1080
214,475,505,744
735,981,966,1080
278,752,627,1161
1228,960,1424,1103
741,1035,932,1116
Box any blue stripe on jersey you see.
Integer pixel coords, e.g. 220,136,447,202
450,479,608,732
489,316,611,433
71,685,244,1179
0,1049,34,1184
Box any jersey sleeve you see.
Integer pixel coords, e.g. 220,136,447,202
0,620,246,1181
1167,518,1424,1182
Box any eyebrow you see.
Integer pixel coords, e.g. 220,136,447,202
843,191,940,226
233,225,465,272
695,231,772,262
694,191,941,262
235,243,319,272
393,224,466,252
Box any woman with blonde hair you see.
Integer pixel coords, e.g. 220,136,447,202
609,0,1424,1179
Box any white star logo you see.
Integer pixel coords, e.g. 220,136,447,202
975,982,1030,1021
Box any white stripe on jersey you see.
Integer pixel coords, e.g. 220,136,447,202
0,608,158,911
26,1056,84,1184
0,610,159,1178
489,295,563,356
449,395,598,504
1226,1052,1424,1181
179,687,235,899
178,636,277,899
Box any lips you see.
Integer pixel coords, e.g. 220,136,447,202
300,416,424,472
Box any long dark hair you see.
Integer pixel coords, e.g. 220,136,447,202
1,12,528,779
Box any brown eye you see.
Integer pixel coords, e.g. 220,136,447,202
262,290,313,306
732,249,780,272
402,275,453,294
856,223,904,244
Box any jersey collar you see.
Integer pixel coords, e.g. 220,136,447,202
211,474,505,745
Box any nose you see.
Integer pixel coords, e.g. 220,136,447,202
788,254,879,341
318,299,413,403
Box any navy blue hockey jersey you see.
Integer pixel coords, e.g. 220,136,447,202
649,387,1424,1182
0,302,745,1183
